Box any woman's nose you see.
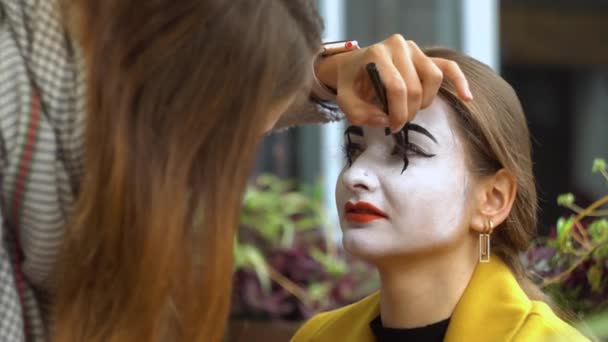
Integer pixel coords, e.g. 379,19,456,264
340,162,379,193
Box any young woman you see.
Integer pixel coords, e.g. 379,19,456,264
0,0,472,341
292,48,590,342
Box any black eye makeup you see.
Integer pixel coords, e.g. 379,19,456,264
361,62,436,173
342,141,362,166
407,123,438,144
342,124,436,171
387,123,436,173
343,126,364,166
384,123,437,173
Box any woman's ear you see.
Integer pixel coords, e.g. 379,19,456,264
470,169,517,233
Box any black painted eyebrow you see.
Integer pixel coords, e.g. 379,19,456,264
407,123,438,144
344,125,363,136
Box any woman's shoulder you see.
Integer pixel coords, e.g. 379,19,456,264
290,291,380,342
512,300,591,342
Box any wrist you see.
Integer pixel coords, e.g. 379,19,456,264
315,53,340,91
310,40,358,101
311,54,339,101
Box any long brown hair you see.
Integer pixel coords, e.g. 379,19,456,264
424,48,574,320
52,1,322,341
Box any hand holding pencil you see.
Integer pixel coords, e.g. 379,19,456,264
315,35,473,132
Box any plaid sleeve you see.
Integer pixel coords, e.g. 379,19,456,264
271,100,344,132
0,0,84,341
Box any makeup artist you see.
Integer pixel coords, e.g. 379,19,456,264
0,0,471,341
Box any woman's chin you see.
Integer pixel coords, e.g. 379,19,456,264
341,230,394,261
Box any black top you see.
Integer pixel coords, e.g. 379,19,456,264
370,315,451,342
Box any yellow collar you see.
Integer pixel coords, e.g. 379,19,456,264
443,254,531,341
359,255,531,341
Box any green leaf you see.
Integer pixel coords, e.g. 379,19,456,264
242,187,255,206
240,244,272,293
308,282,331,303
593,244,608,260
261,224,283,245
577,309,608,339
280,221,296,248
294,217,322,231
233,239,246,270
547,238,560,249
592,158,607,173
556,216,574,247
557,193,575,207
311,248,348,277
253,174,292,199
589,219,608,242
587,262,604,293
282,193,310,215
257,174,279,188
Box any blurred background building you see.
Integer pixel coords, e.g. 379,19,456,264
252,0,608,235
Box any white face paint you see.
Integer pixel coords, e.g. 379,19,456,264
335,98,473,262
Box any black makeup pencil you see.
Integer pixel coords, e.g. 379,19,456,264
366,62,389,115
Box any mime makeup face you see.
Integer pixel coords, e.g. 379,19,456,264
335,98,474,262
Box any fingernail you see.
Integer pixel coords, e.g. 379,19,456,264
466,88,474,100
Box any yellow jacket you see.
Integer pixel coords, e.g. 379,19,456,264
292,255,590,341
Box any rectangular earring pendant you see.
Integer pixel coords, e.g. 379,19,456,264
479,233,491,263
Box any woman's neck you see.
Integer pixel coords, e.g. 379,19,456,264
376,243,478,329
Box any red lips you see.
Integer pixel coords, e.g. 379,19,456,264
344,202,388,223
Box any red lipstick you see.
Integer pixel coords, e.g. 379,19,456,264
344,202,388,224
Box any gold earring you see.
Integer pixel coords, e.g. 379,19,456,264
479,219,494,263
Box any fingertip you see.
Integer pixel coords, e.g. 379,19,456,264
463,88,474,101
367,115,389,127
462,79,473,101
389,119,406,133
388,108,408,129
454,81,473,101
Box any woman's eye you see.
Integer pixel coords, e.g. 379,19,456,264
343,143,363,165
392,143,435,158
